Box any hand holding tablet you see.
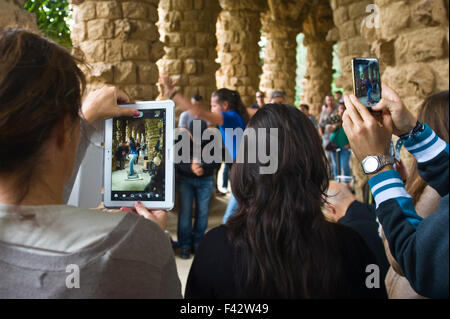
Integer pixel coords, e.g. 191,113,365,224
103,100,175,209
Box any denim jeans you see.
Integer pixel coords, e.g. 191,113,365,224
222,193,238,224
177,175,214,250
332,148,351,178
129,153,138,175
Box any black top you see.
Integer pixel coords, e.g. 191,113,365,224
175,125,221,179
185,223,388,299
338,200,390,281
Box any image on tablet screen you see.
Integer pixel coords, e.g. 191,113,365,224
111,109,165,201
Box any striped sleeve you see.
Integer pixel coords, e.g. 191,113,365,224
403,123,449,162
404,123,449,197
368,170,423,228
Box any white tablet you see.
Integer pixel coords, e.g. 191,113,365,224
104,100,174,209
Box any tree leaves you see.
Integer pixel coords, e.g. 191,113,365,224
24,0,72,47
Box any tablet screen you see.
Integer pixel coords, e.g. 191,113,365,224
110,109,166,201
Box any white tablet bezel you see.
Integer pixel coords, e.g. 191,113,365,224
103,100,174,210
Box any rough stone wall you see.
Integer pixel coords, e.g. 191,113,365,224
259,10,301,105
157,0,220,108
215,0,267,107
328,0,374,202
301,0,335,118
0,0,38,31
71,0,165,100
365,0,449,116
329,0,372,95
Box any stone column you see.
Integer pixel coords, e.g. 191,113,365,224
301,0,335,118
330,0,372,95
71,0,165,99
0,0,38,30
157,0,220,105
215,0,267,107
364,0,449,115
259,12,301,105
117,120,126,143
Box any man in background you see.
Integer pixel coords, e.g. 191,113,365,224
300,103,318,129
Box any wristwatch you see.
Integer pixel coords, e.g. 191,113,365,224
361,155,395,175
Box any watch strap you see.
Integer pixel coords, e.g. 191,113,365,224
380,155,395,167
399,121,424,140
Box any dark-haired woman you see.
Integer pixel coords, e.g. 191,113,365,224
185,104,387,299
0,29,181,298
161,75,248,223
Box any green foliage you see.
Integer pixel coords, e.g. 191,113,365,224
24,0,72,47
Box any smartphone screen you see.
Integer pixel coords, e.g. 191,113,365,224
352,58,381,110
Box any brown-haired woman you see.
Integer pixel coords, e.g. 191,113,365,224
0,29,181,298
185,104,387,298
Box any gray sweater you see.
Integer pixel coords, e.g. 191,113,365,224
0,210,182,298
0,119,182,298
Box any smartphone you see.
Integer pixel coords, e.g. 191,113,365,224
351,58,381,112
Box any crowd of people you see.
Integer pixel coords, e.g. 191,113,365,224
0,29,448,299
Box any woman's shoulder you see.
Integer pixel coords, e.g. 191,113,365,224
200,225,231,248
64,207,172,264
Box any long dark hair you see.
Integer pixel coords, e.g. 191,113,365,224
0,29,85,203
228,104,347,298
406,91,449,205
212,88,249,124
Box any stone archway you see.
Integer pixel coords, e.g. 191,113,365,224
157,0,221,109
215,0,268,107
259,0,306,105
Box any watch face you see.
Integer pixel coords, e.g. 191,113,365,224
364,157,379,173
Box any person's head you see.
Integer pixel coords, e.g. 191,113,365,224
255,90,265,107
335,90,343,100
129,136,135,143
325,95,334,108
211,88,249,124
299,104,310,115
324,182,356,222
337,102,346,116
191,94,203,108
406,90,449,206
0,29,85,204
270,90,286,104
228,104,345,298
153,156,161,166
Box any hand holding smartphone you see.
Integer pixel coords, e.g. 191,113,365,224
351,58,382,113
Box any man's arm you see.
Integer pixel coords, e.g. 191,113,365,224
343,89,449,299
369,170,449,298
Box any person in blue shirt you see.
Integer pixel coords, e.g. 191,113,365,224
127,136,139,176
161,74,248,224
342,84,449,299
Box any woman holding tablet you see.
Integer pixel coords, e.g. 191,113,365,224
0,29,181,298
161,76,248,223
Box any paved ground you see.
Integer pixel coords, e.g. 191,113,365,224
166,163,230,296
167,192,229,296
112,156,149,191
